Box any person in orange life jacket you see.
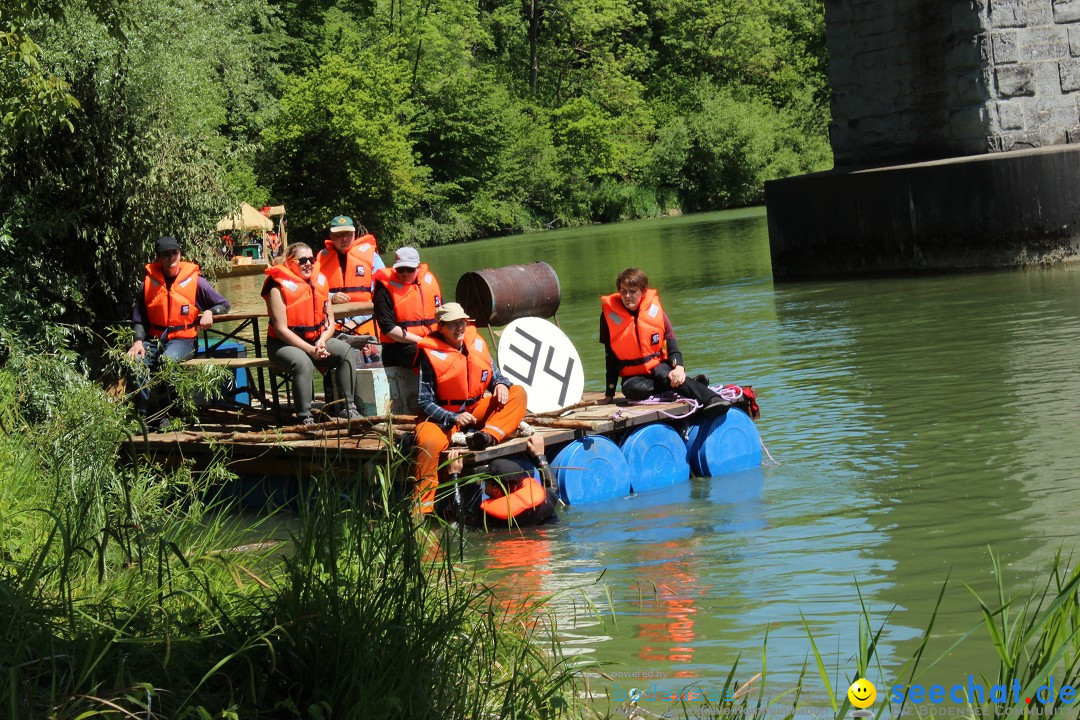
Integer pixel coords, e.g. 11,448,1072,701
443,434,559,527
372,246,442,369
262,243,360,425
412,302,528,513
317,214,384,364
127,236,230,420
599,267,723,408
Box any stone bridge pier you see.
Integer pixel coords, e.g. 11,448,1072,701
765,0,1080,278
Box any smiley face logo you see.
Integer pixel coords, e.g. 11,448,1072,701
847,678,876,709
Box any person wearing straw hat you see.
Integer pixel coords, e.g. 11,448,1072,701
371,245,443,369
412,302,527,513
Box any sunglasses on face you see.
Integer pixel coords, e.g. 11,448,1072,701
293,256,315,266
397,267,417,274
158,249,180,258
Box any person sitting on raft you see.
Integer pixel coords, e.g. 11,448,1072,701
372,246,442,369
127,235,231,429
443,433,559,528
599,267,724,410
316,214,383,364
262,243,361,425
413,302,527,513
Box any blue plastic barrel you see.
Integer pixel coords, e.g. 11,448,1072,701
685,408,762,477
195,340,250,406
551,435,631,506
619,424,690,493
685,422,707,477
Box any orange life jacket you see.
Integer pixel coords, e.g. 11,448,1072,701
481,478,548,520
143,261,201,340
417,325,492,412
317,235,378,301
373,264,442,343
262,264,330,342
601,288,668,377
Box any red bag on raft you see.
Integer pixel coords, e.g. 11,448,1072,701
722,384,760,420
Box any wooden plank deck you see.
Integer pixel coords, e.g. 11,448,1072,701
129,391,712,476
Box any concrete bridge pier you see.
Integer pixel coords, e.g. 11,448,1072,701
766,0,1080,278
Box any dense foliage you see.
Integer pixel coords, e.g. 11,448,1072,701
0,0,829,344
0,336,581,718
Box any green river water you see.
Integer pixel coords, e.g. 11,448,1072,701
217,207,1080,708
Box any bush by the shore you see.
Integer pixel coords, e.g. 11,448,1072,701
0,329,583,719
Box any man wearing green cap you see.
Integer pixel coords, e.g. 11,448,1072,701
316,214,384,362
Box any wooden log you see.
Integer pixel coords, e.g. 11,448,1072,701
529,398,608,417
526,417,605,430
224,430,313,443
222,419,413,445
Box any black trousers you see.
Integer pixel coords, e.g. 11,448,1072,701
621,364,717,405
381,342,419,369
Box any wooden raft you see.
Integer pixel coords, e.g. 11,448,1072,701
129,391,711,477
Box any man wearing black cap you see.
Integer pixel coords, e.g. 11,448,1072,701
127,236,230,425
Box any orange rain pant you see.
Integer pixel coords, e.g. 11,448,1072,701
413,385,528,512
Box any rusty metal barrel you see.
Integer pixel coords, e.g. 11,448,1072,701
455,262,561,326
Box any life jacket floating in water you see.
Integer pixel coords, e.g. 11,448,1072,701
438,458,559,529
478,478,558,528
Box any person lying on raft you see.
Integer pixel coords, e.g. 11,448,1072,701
599,267,725,410
441,434,559,528
413,302,527,514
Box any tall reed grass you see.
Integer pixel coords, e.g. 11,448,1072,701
0,330,586,718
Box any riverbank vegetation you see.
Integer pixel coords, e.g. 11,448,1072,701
0,0,829,341
0,336,583,718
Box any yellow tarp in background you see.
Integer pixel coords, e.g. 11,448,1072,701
216,202,274,232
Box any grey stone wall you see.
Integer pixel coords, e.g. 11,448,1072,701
826,0,1080,167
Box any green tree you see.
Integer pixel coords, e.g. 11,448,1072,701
0,0,276,344
667,81,830,210
262,45,424,243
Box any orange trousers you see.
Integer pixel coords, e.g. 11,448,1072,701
414,385,528,512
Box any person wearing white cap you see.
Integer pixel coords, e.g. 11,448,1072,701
371,246,443,368
412,302,527,513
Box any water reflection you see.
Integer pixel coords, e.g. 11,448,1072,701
217,209,1080,694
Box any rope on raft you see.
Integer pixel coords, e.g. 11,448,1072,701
624,383,778,465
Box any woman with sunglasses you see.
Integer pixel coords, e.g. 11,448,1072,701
262,243,360,424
